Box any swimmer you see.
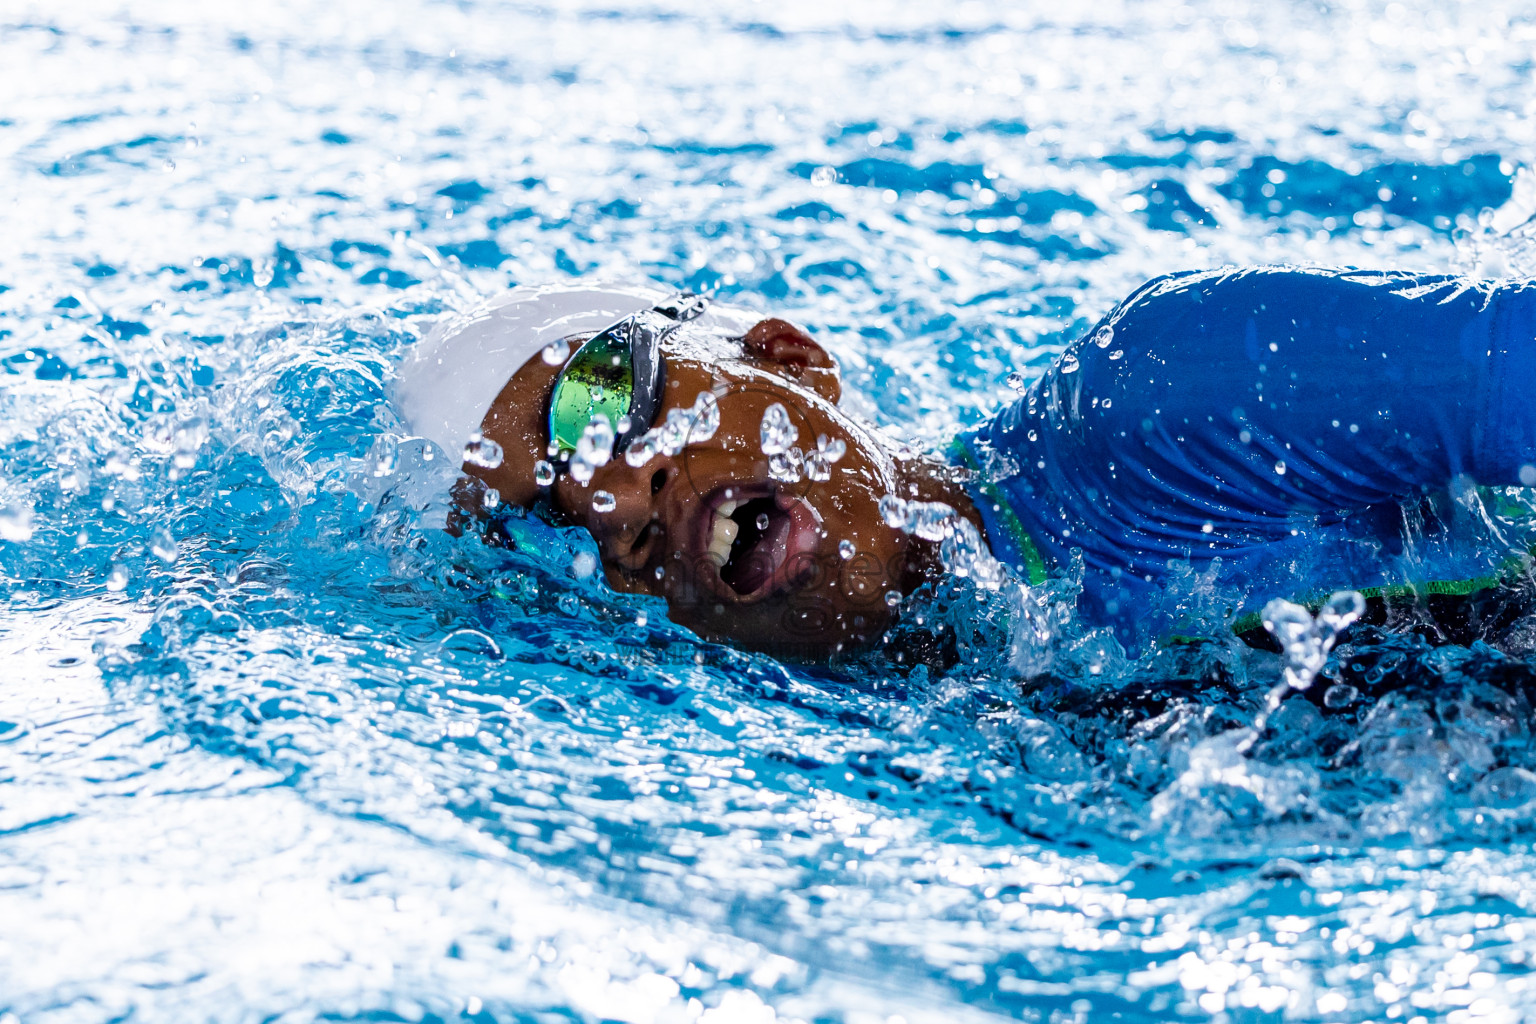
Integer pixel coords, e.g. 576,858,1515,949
396,267,1536,658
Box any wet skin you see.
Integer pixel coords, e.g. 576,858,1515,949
463,317,985,658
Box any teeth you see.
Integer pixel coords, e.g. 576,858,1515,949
717,500,738,516
707,511,739,564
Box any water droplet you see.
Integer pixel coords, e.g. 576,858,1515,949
769,447,804,484
884,590,903,607
1059,353,1080,373
482,487,501,509
1006,371,1027,393
106,564,129,592
570,415,615,484
571,550,597,579
534,460,555,487
625,392,718,467
1092,325,1114,347
592,490,616,513
838,539,855,560
1107,349,1124,361
150,527,179,564
541,338,571,365
755,513,770,531
463,432,504,469
760,402,797,455
653,565,665,580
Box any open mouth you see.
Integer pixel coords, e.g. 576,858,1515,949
700,488,821,600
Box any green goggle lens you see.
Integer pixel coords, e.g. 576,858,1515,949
546,295,705,461
547,329,639,456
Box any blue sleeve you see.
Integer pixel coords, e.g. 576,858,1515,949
964,266,1536,590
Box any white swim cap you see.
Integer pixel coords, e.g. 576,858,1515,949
394,282,762,462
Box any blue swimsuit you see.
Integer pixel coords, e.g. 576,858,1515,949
957,266,1536,645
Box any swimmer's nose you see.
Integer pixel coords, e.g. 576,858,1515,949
562,458,675,567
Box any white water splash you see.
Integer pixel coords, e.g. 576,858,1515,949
878,495,1007,588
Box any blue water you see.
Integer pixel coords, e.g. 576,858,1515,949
7,2,1536,1021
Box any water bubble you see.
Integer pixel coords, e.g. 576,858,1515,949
760,402,797,455
150,527,179,564
1323,683,1358,708
1473,766,1536,808
1006,371,1027,393
884,590,903,607
541,338,571,365
534,460,555,487
810,165,837,187
592,490,616,513
838,539,855,559
1092,325,1114,347
0,505,34,543
463,432,504,469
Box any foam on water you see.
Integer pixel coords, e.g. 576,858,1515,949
7,1,1536,1021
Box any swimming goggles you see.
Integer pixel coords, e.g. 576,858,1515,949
546,293,709,460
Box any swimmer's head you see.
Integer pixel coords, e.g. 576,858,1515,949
398,284,981,659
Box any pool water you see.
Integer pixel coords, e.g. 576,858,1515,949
6,1,1536,1020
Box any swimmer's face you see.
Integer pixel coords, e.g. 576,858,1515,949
466,317,933,658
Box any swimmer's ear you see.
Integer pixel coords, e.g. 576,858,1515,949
741,318,841,404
